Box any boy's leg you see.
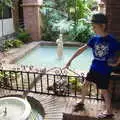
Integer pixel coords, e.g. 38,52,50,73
75,80,90,105
75,70,93,108
96,73,114,119
74,80,90,111
81,80,90,103
108,80,113,97
78,70,94,104
101,89,112,114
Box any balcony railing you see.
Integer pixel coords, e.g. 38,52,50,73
0,64,119,101
0,64,102,100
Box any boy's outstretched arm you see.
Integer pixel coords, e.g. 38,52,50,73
65,44,88,68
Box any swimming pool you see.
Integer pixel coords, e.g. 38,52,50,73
16,45,93,72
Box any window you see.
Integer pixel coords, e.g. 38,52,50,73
0,2,12,19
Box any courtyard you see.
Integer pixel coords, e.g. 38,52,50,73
0,0,120,120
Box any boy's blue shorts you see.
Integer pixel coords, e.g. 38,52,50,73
86,70,110,89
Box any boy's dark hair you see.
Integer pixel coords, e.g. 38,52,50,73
91,13,108,24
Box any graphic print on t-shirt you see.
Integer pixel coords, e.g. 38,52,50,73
94,42,109,60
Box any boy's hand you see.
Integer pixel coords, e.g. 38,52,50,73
108,56,120,67
109,63,118,67
64,61,71,69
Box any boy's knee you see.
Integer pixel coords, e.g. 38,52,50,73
101,89,108,95
83,81,90,87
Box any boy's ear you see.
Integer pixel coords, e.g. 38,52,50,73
101,24,106,28
101,24,106,31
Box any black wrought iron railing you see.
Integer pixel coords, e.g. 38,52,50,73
0,64,103,100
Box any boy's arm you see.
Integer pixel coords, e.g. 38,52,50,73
65,44,88,68
109,56,120,67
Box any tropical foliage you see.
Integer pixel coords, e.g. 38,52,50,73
41,0,95,42
4,39,23,50
16,28,31,43
0,0,13,23
0,71,17,88
0,0,13,18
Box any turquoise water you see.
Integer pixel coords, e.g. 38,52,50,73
29,109,43,120
16,46,93,72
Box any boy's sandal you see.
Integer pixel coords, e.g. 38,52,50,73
75,102,84,108
96,113,114,119
73,102,85,112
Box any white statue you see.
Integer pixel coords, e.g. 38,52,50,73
56,34,63,59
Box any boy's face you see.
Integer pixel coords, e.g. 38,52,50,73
92,23,106,35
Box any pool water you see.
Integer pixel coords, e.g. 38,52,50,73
29,109,43,120
16,46,93,72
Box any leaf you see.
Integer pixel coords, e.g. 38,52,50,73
0,0,13,8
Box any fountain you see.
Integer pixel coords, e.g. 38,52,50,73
0,97,31,120
56,33,63,59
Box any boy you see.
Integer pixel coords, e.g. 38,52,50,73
65,13,120,119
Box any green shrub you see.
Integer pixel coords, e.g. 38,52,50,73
16,32,31,43
4,39,23,50
0,72,18,88
68,71,83,91
69,76,83,91
66,19,94,42
11,39,23,48
42,27,58,41
74,26,94,43
41,0,93,42
16,28,31,43
4,40,13,50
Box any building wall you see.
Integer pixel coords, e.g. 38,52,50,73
0,5,15,37
106,0,120,40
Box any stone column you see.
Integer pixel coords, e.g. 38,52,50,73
12,1,19,31
106,0,120,40
105,0,120,101
22,0,43,40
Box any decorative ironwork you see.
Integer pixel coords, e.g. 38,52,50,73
46,67,85,96
0,64,109,100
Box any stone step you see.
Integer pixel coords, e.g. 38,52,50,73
1,90,120,120
63,113,97,120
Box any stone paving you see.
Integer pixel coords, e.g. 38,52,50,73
0,42,120,120
1,90,120,120
63,97,120,120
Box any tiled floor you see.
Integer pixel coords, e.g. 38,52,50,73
63,97,120,120
0,89,120,120
0,41,120,120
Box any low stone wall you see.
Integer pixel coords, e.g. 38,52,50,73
1,41,85,64
110,73,120,101
1,41,40,64
39,41,85,47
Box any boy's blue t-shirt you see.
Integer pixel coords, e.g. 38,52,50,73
87,34,120,75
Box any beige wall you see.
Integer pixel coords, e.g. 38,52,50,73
0,18,15,37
